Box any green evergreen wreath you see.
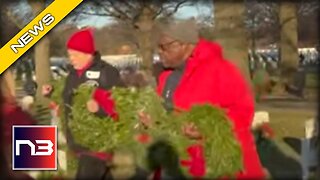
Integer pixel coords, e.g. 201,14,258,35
50,79,243,178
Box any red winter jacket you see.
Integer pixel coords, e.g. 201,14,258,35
157,39,265,179
2,100,36,180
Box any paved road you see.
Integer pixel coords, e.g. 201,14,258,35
258,95,317,110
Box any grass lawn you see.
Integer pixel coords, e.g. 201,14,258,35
256,104,316,179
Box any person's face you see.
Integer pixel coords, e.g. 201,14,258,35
157,35,186,68
67,49,93,70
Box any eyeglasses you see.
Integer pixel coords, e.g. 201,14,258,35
158,40,178,51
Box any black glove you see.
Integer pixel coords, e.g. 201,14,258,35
75,154,110,180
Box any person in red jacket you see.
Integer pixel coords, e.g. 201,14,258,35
1,72,36,179
154,20,265,179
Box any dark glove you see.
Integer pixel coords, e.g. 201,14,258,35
75,154,109,180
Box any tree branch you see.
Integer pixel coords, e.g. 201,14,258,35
279,16,296,29
298,1,319,16
77,0,134,22
163,0,190,17
121,0,139,12
82,1,125,20
153,5,164,19
5,9,24,29
76,10,114,17
73,0,193,27
107,0,132,20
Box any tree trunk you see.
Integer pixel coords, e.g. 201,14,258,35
136,30,154,72
134,7,157,87
213,0,251,84
0,2,16,99
28,0,52,103
250,30,257,77
1,70,16,98
0,1,3,46
0,2,12,178
34,37,51,100
279,2,299,84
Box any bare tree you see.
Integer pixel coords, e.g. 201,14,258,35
0,11,16,98
73,0,193,76
28,0,52,103
245,0,278,53
0,1,3,46
245,0,319,50
196,5,214,40
100,21,139,53
279,1,298,82
297,0,320,16
278,1,319,85
0,1,23,99
2,1,53,103
244,0,319,95
0,1,9,172
213,0,251,83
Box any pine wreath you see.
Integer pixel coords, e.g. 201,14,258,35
50,80,243,178
176,105,243,177
70,85,156,170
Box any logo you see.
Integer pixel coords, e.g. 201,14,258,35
12,125,57,170
0,0,83,75
10,13,55,54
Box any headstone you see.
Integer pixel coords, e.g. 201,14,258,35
301,118,318,180
252,111,270,130
20,95,34,112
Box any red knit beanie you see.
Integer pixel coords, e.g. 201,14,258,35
66,28,96,54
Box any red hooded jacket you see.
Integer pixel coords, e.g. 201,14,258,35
157,39,265,179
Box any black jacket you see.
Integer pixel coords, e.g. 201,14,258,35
62,52,123,152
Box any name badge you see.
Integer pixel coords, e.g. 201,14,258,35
86,71,100,79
